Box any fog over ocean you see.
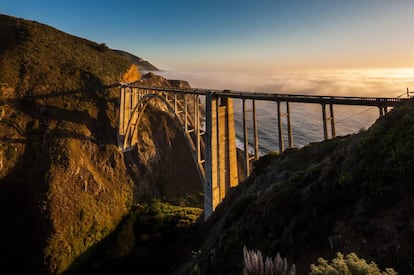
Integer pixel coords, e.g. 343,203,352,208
158,68,414,155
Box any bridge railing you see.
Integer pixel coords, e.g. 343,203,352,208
122,84,405,105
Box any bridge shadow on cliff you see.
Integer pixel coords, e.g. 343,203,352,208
0,120,55,274
2,87,119,145
0,81,121,274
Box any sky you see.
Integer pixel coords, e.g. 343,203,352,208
2,0,414,72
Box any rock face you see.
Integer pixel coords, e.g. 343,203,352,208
141,72,191,88
112,49,159,71
0,14,201,274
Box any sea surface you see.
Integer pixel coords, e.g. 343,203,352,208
157,68,414,156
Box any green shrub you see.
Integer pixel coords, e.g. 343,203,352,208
310,252,397,275
137,200,202,236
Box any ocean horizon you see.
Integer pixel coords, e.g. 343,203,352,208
157,68,414,155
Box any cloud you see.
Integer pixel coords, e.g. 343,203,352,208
157,68,414,150
158,68,414,97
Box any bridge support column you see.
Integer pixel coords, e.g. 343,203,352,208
242,99,250,177
379,106,388,117
329,104,336,138
184,94,188,132
275,101,293,152
242,99,260,177
286,101,293,148
118,86,130,147
379,106,385,117
277,101,285,153
195,95,201,165
322,103,328,140
130,88,139,146
118,87,142,150
204,93,238,220
252,100,259,160
174,93,177,113
322,103,336,140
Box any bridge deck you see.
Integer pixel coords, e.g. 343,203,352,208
123,84,406,107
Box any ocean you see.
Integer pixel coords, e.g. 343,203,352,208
157,68,414,156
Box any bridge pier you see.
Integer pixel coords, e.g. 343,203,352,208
118,86,128,147
252,100,259,160
276,101,293,153
118,86,142,149
184,94,188,132
242,99,250,177
329,104,336,138
286,102,293,149
130,88,139,146
322,103,328,140
321,103,336,140
195,95,202,166
378,106,388,117
205,93,238,220
277,101,285,153
174,93,177,113
242,99,261,177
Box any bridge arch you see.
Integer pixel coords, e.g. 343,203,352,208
122,93,184,150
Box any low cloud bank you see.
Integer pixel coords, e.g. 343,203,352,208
158,68,414,97
157,68,414,151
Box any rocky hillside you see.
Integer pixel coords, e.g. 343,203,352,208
0,14,201,274
173,100,414,275
112,49,159,71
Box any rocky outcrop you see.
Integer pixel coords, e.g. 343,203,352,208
112,49,159,71
141,72,191,89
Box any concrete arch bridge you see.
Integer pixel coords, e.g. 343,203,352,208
117,84,407,220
